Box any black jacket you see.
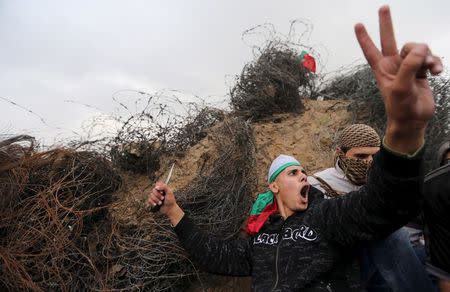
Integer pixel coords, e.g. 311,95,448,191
424,163,450,275
174,147,424,291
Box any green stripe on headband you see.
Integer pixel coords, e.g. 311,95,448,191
269,162,301,183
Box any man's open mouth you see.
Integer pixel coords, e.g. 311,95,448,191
300,185,309,199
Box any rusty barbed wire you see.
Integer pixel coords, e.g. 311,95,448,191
0,110,255,291
230,21,320,121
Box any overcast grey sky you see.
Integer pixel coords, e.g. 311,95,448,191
1,0,449,145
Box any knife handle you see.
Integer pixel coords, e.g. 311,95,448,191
150,190,165,212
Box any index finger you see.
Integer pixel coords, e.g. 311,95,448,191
355,23,383,68
155,181,166,190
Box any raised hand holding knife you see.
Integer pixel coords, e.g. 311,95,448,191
150,163,175,212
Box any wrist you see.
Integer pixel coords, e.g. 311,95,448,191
166,204,184,227
384,121,426,155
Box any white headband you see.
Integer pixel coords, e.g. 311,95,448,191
268,154,301,183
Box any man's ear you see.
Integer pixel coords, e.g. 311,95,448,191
269,182,279,194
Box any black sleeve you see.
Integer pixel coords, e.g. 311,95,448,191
173,215,253,276
423,163,450,273
318,146,424,246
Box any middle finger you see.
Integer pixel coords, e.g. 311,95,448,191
379,5,398,56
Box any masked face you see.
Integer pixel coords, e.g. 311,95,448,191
336,146,380,186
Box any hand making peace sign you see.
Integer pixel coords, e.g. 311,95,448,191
355,5,443,154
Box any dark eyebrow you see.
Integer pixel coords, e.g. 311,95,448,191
288,168,307,175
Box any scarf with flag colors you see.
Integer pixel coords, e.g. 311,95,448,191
246,154,302,235
245,191,278,235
